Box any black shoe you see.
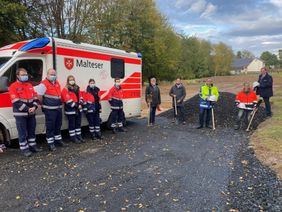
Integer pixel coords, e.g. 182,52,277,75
112,128,117,134
22,149,32,157
234,125,240,130
196,126,203,129
95,132,102,140
182,121,186,125
77,136,85,143
205,125,212,129
71,138,81,144
48,144,56,151
91,134,97,140
29,146,43,153
55,141,66,147
118,128,126,132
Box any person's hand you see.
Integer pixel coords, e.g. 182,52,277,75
28,107,36,113
177,100,181,103
78,105,82,110
147,103,150,108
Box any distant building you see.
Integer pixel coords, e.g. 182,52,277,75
231,58,265,74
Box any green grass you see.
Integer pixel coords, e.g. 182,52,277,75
251,89,282,179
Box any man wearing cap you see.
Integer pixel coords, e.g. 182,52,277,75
197,78,219,129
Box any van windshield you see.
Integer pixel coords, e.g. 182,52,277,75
0,57,11,68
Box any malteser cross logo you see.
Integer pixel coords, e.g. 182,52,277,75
64,58,74,70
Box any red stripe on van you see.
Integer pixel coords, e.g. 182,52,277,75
122,83,141,89
0,93,12,107
131,72,141,77
56,47,141,65
123,77,141,84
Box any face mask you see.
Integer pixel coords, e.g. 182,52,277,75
89,84,95,88
69,80,75,85
48,75,57,81
115,83,121,87
19,75,28,82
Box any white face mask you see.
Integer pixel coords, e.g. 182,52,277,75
115,82,120,86
89,83,95,88
69,80,75,85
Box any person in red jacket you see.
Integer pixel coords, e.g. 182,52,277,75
9,68,42,157
36,68,64,151
61,75,84,143
108,78,125,133
234,82,258,130
83,79,102,140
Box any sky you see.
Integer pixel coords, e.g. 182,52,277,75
155,0,282,57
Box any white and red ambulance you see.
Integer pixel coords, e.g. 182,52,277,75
0,37,142,145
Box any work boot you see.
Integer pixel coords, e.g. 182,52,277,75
182,121,186,125
55,140,66,147
118,127,126,132
22,149,32,157
48,144,56,151
77,136,85,143
95,132,103,140
71,138,81,144
91,133,97,141
112,127,117,134
205,125,212,129
234,124,240,130
196,125,203,129
29,145,43,153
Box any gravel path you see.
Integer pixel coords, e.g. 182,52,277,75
0,93,280,212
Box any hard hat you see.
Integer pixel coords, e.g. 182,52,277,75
209,95,217,102
253,81,260,89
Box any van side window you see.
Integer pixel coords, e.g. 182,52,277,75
111,58,125,79
3,59,43,86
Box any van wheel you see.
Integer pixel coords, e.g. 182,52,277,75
0,125,10,147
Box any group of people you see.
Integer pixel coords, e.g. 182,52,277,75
0,67,273,156
6,68,126,156
145,67,273,130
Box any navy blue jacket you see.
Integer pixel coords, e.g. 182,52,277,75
256,73,273,98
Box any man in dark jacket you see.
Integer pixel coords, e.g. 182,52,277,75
254,67,273,117
145,77,161,126
169,78,186,124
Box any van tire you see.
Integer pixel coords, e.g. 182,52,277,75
0,124,11,147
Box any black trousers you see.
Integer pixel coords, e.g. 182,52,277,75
174,105,185,122
199,108,211,127
149,106,157,124
263,97,272,116
44,109,62,146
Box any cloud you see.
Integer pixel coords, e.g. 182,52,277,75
200,3,217,18
269,0,282,8
190,0,207,13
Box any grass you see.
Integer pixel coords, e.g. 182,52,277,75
250,88,282,179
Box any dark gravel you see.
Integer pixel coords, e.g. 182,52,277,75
0,92,280,211
161,92,267,129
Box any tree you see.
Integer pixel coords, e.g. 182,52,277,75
241,50,255,59
0,0,27,46
236,51,242,59
212,42,234,76
260,51,279,68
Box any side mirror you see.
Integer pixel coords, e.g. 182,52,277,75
0,76,9,93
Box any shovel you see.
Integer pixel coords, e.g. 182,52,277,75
246,99,263,132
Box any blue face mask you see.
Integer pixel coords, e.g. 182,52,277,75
47,75,57,81
19,75,28,82
89,84,95,88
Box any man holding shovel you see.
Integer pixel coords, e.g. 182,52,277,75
234,82,258,130
197,78,219,129
169,78,186,125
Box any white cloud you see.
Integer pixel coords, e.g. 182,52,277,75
190,0,207,13
174,0,193,9
269,0,282,8
200,3,217,18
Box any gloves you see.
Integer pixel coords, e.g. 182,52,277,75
237,103,246,109
253,81,260,89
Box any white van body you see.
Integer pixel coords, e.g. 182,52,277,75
0,37,142,143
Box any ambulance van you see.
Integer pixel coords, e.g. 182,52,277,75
0,37,142,146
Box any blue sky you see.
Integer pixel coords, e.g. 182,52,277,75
155,0,282,56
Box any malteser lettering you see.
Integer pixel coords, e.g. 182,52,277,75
76,59,103,69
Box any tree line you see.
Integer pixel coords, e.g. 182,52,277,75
1,0,239,81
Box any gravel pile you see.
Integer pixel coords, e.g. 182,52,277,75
161,92,267,129
226,144,282,211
